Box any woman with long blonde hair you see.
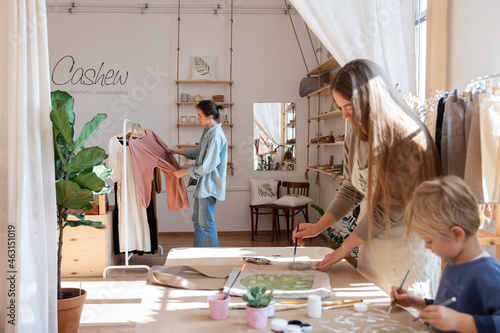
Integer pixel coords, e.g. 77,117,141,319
294,59,441,297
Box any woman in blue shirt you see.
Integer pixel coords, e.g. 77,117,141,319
172,100,228,247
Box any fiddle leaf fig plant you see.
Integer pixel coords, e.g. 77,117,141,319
51,90,112,299
242,286,273,308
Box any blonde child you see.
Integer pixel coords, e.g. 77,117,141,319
390,175,500,332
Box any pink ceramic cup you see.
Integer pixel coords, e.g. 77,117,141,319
208,294,230,320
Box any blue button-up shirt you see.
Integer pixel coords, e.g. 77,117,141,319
185,123,228,200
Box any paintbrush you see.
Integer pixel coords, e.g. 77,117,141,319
387,269,410,314
413,296,457,321
223,263,246,300
281,299,363,306
292,219,300,265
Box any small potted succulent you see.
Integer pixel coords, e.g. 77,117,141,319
242,285,273,329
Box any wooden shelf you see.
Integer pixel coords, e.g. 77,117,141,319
176,101,234,106
175,80,233,84
306,57,341,76
307,85,331,98
309,142,344,146
309,110,342,121
307,166,344,178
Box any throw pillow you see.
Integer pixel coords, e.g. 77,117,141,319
250,179,279,205
273,194,312,207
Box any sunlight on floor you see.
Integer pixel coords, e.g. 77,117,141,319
62,280,146,324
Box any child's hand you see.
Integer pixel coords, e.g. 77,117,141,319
390,287,412,308
419,306,476,332
389,287,426,309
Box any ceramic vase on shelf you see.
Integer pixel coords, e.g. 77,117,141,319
246,305,268,329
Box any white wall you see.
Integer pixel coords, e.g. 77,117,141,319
47,0,325,232
446,0,500,90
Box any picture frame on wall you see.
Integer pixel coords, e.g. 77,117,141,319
191,56,217,80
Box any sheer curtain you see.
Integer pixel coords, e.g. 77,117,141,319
289,0,416,94
253,103,281,146
0,1,57,332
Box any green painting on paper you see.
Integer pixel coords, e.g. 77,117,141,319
240,273,314,291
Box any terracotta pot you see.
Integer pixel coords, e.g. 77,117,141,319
57,288,87,333
246,305,268,329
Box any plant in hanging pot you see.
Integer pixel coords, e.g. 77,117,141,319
51,90,112,332
242,285,273,329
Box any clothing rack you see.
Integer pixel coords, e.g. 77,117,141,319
103,118,151,278
465,73,500,92
405,77,500,260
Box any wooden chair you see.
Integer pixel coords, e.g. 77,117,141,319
272,181,310,243
249,181,281,241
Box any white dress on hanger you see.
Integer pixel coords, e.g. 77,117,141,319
108,136,151,253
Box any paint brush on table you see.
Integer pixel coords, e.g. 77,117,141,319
223,263,245,300
292,219,300,265
281,299,363,306
387,269,410,314
413,296,457,321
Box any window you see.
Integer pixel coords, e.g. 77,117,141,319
415,0,427,100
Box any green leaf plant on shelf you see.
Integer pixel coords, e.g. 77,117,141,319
51,90,112,300
310,203,359,267
332,160,344,181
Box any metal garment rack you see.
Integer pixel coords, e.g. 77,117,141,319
465,73,500,92
103,118,162,278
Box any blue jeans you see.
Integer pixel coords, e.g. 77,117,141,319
192,196,218,247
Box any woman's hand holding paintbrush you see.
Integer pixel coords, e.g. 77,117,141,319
292,220,321,247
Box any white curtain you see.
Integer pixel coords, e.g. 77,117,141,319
0,1,57,332
290,0,416,94
253,103,281,146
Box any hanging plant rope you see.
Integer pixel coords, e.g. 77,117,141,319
284,0,320,73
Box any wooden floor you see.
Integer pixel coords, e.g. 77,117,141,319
63,231,332,332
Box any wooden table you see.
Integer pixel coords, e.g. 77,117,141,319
135,247,431,332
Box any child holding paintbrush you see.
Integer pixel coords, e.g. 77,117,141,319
390,176,500,332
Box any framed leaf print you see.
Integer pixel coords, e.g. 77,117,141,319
191,56,217,80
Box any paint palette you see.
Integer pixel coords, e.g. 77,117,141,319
286,261,314,270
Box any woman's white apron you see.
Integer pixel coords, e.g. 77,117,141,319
351,150,440,298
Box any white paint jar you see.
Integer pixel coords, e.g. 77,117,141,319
267,300,275,318
284,324,301,333
307,295,322,318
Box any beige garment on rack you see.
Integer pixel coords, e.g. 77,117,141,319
464,92,484,202
479,90,500,203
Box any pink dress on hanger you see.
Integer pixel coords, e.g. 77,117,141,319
129,129,189,211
